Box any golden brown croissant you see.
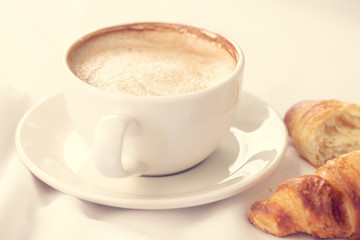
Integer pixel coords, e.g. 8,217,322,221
248,150,360,239
284,99,360,167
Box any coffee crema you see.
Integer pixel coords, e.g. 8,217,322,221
67,23,237,96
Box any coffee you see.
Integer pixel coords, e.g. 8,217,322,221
64,23,244,177
67,23,237,96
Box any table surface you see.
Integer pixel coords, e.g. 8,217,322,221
1,0,359,239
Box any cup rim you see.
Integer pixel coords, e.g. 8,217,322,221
64,22,245,102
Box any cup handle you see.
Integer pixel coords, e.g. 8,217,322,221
92,114,146,178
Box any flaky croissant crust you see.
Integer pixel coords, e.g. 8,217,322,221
284,99,360,167
249,150,360,239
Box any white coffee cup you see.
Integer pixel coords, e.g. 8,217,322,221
63,22,245,178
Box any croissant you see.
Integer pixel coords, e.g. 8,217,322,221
284,99,360,167
248,150,360,239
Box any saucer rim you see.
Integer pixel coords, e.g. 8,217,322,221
15,91,288,209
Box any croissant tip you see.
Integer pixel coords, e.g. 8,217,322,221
248,200,296,237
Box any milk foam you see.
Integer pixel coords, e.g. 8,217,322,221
69,28,236,96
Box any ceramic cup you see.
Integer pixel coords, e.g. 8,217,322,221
63,22,245,178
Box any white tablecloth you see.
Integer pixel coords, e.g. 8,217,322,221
1,0,359,239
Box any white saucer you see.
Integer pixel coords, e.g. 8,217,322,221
15,91,288,209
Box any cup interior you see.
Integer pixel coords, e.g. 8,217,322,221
65,22,244,99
